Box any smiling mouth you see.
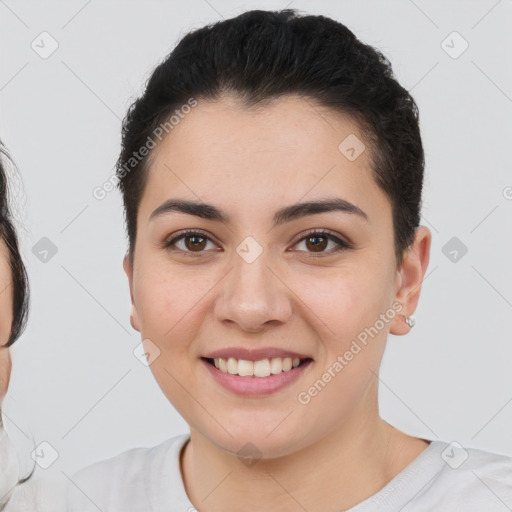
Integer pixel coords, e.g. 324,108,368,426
202,356,313,378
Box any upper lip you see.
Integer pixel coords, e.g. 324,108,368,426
202,347,312,361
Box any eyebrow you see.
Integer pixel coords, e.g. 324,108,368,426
149,198,368,227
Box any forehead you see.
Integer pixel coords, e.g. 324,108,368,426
139,94,390,225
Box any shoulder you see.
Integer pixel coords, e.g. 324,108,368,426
4,475,67,512
358,440,512,511
423,441,512,509
66,433,190,511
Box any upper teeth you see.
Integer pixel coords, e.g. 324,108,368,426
213,357,301,377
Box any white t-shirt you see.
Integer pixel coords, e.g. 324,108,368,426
67,433,512,511
3,476,66,512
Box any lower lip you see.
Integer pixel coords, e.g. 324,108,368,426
201,358,312,396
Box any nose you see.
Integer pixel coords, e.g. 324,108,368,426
213,243,293,333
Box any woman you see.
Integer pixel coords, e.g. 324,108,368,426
68,9,512,511
0,141,30,508
0,143,65,512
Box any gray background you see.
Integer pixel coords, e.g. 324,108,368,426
1,0,511,488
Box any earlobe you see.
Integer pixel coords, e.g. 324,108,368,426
389,226,432,336
129,304,141,332
123,254,141,333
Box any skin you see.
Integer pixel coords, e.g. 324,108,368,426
123,93,432,511
0,239,13,406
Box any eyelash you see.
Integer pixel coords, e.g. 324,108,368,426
163,228,352,256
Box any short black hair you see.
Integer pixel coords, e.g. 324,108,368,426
0,142,29,347
116,9,424,267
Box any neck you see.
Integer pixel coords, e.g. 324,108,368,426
180,407,422,511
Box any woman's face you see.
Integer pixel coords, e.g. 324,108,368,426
124,94,430,458
0,239,13,403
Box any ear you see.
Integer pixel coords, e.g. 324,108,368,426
389,226,432,336
123,254,141,332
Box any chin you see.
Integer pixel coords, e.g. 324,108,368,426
198,420,308,461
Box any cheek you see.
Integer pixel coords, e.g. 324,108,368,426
134,267,208,414
0,288,13,346
134,263,214,348
294,264,393,400
0,350,11,401
296,267,388,339
294,275,389,423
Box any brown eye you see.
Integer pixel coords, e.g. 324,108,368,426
184,234,207,251
305,235,328,252
293,230,350,255
164,230,217,254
